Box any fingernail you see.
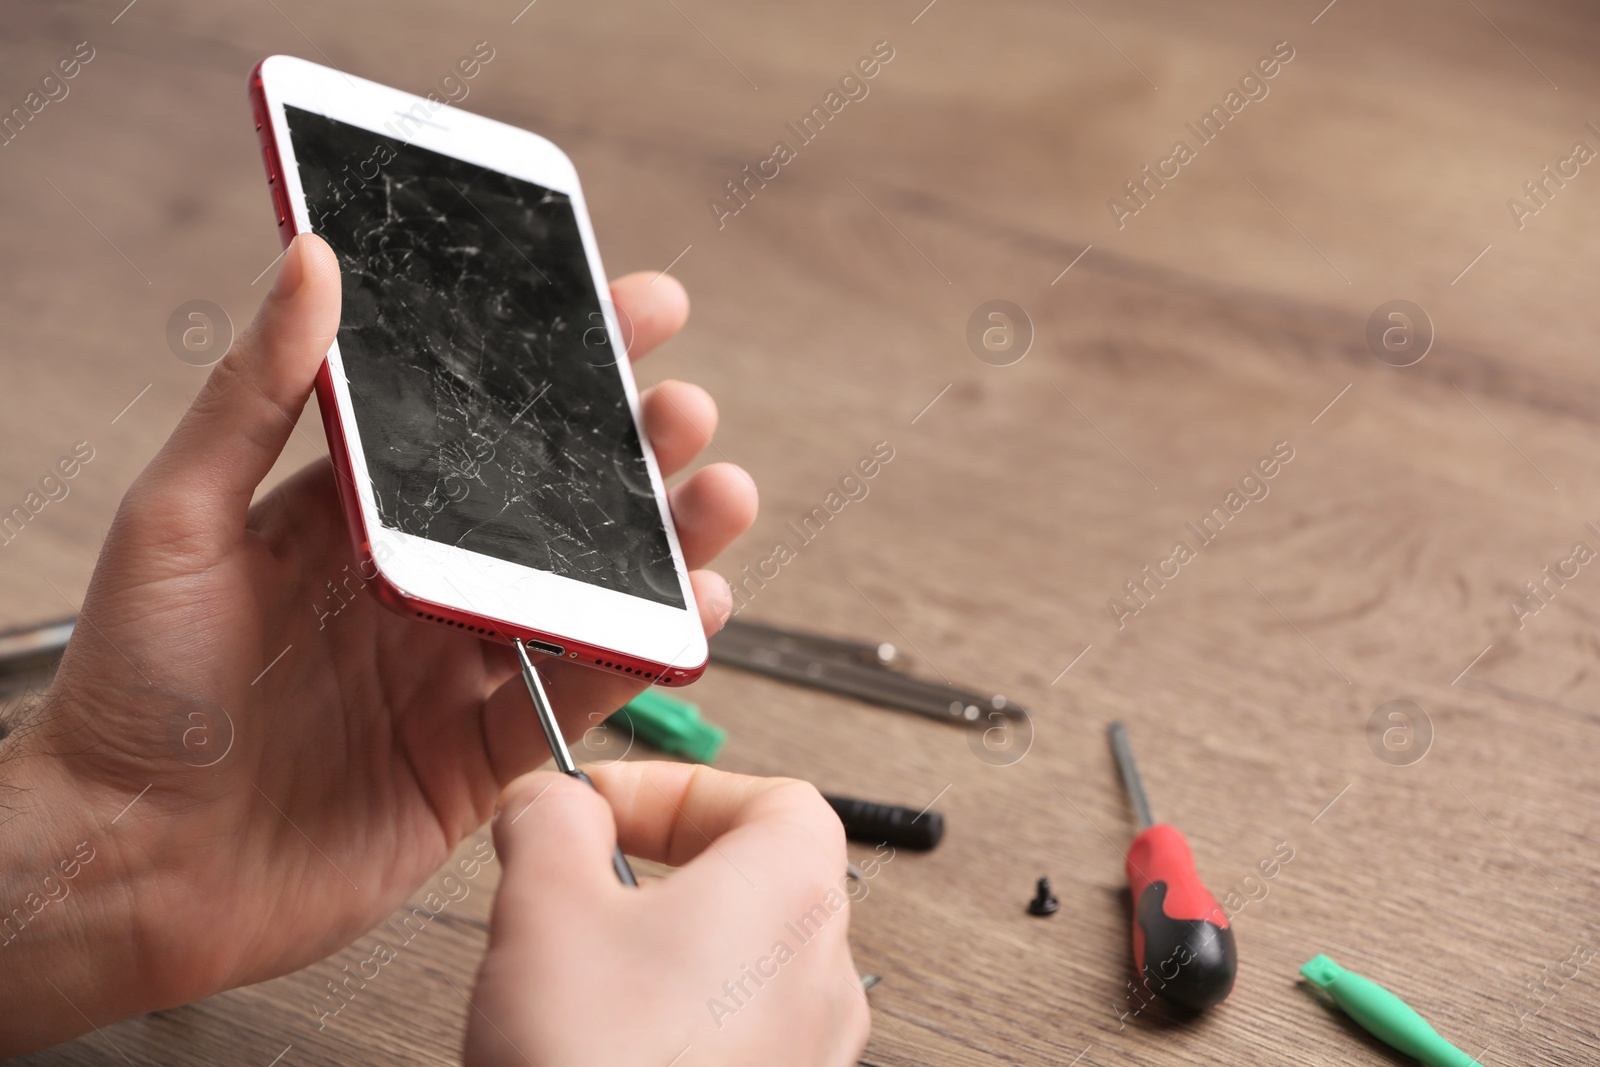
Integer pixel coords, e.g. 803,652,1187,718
710,576,733,626
733,464,760,507
271,236,306,299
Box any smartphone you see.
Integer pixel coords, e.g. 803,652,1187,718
248,55,707,684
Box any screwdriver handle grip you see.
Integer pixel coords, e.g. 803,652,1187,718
1126,824,1236,1011
1127,824,1229,926
824,794,945,850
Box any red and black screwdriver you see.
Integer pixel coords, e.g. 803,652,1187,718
1107,721,1236,1011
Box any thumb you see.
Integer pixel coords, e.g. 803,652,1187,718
139,233,341,545
488,771,626,941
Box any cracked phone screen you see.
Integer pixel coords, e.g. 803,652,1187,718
283,106,684,609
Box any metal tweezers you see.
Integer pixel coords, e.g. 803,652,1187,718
708,617,1026,726
0,617,74,676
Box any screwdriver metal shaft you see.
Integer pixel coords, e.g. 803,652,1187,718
1108,721,1155,830
514,639,638,887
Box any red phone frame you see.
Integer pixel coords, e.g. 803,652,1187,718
247,63,705,687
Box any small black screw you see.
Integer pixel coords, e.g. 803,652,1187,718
1027,876,1059,916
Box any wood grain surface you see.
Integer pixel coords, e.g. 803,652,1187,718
4,0,1600,1064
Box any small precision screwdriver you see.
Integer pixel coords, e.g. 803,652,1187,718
823,794,945,851
1107,722,1236,1011
514,639,637,887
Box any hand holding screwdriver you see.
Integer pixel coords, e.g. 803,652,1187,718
468,762,870,1066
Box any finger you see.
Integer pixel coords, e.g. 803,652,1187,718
586,762,844,871
243,455,343,555
670,462,758,570
610,272,688,362
138,234,341,538
691,569,733,634
489,771,625,934
641,379,717,477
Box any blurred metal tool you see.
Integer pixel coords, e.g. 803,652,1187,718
0,617,75,676
717,616,903,669
709,617,1025,726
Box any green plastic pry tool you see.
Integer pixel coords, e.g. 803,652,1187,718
608,689,726,764
1299,955,1481,1067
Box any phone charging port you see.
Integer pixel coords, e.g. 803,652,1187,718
523,638,566,657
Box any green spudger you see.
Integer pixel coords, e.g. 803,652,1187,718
1299,955,1481,1067
609,689,726,764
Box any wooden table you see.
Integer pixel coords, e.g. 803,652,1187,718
5,0,1600,1063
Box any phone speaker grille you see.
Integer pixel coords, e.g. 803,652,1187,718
594,658,678,684
414,610,495,637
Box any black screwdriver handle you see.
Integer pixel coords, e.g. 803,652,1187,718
572,769,638,886
1134,881,1236,1011
824,794,945,850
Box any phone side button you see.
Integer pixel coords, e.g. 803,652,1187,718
271,184,289,226
261,145,278,184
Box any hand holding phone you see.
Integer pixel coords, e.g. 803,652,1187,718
0,220,754,1054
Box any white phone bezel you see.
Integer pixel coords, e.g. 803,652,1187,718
256,55,705,671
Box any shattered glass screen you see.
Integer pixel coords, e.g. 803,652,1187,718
284,106,684,609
